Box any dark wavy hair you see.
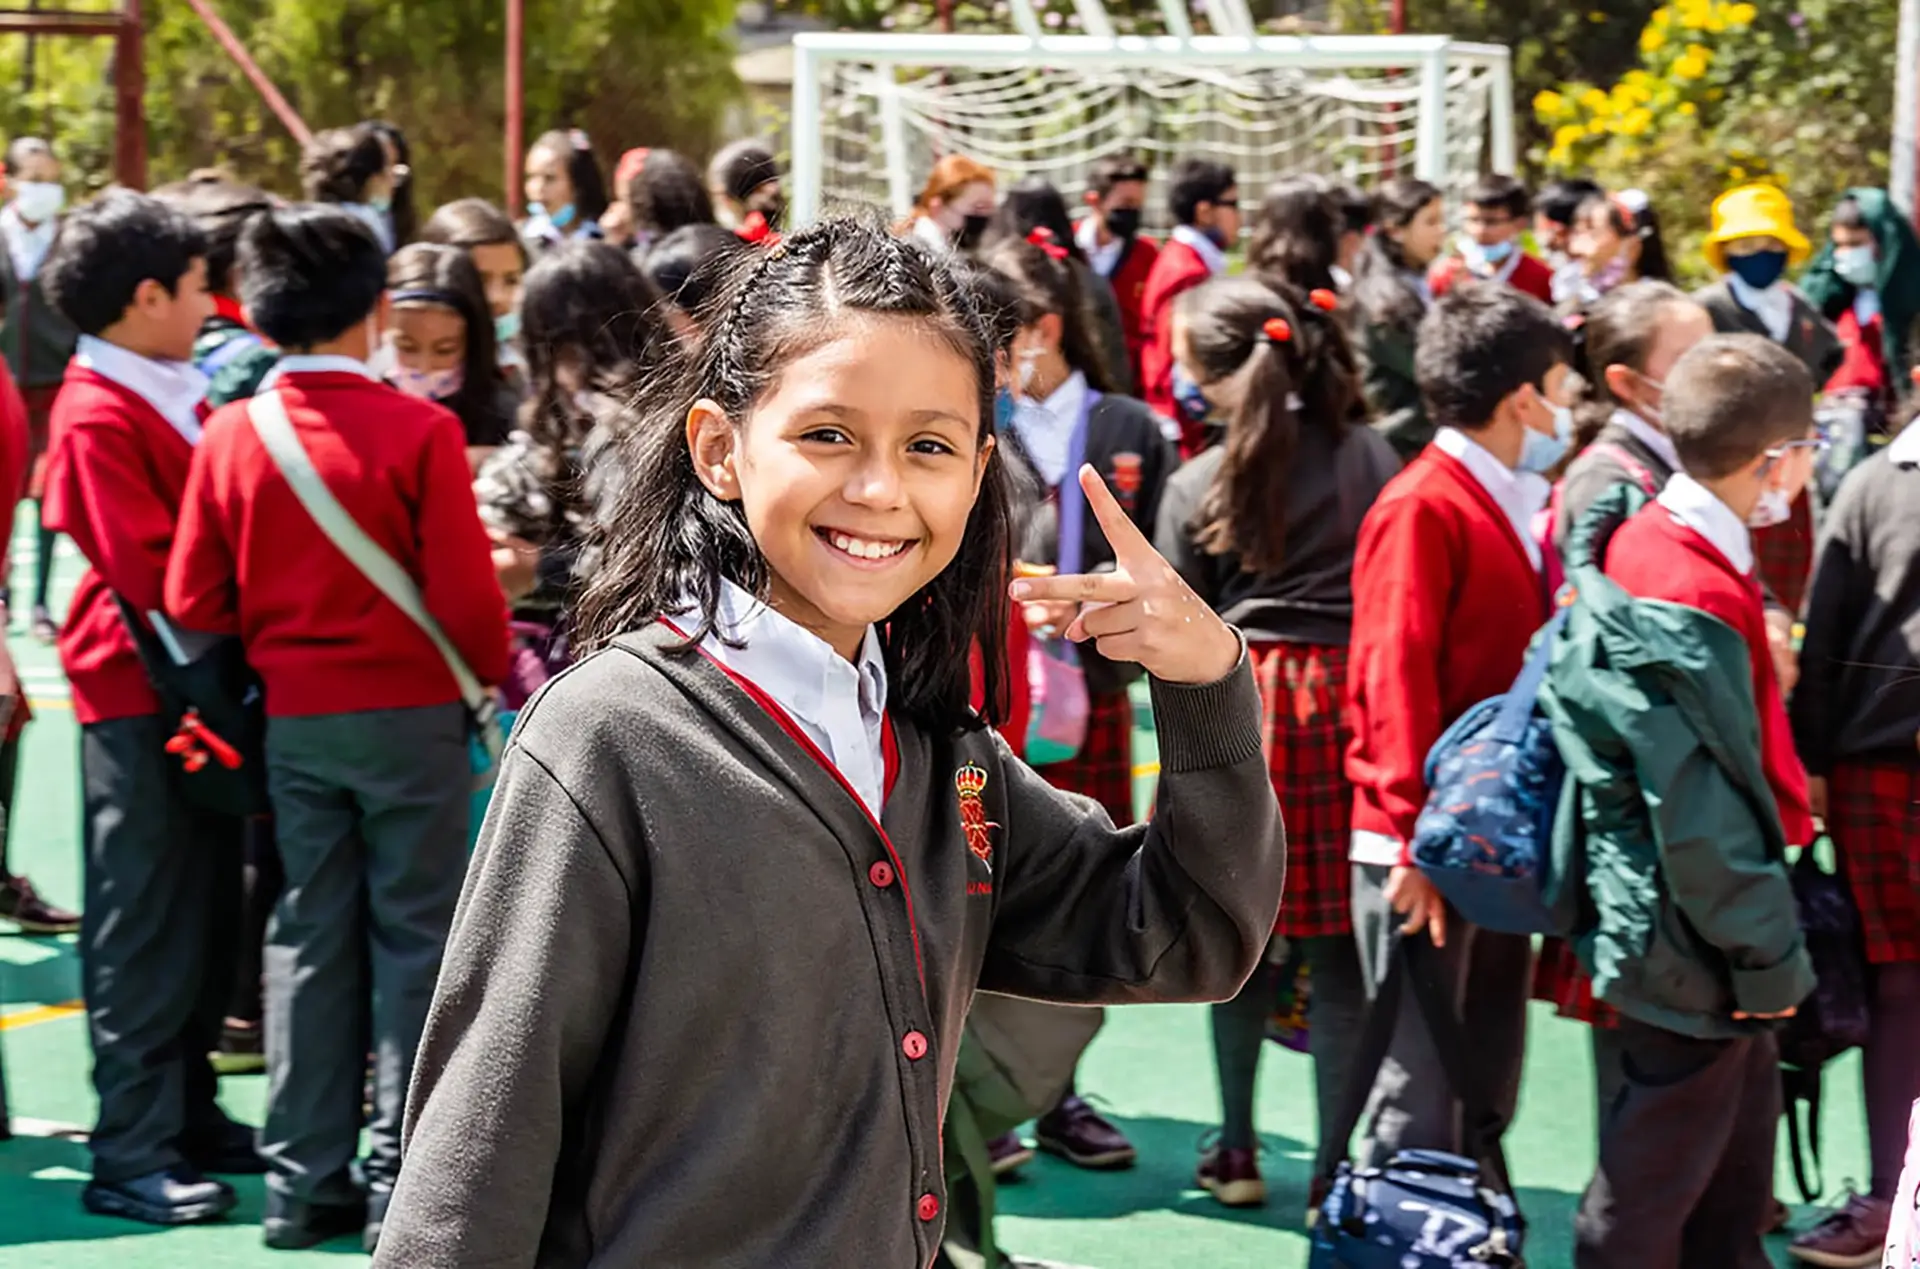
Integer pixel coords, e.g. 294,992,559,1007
1177,276,1363,572
300,124,388,206
1247,175,1342,295
529,129,609,225
1563,280,1699,455
520,239,670,456
574,219,1013,734
983,177,1087,266
1354,178,1443,334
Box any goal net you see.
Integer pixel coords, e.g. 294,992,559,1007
789,34,1514,228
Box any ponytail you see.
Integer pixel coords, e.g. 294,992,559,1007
978,232,1117,393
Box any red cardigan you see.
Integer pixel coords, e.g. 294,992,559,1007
1104,234,1161,389
1345,446,1548,859
40,364,200,723
1604,504,1815,847
1429,252,1555,307
165,371,511,717
1138,237,1215,451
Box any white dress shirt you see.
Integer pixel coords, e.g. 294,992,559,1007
1609,407,1681,475
0,203,56,283
74,334,209,445
256,353,380,394
911,216,954,256
684,579,891,821
1010,369,1088,487
1657,472,1755,576
1076,217,1124,278
1170,223,1227,277
1434,426,1550,572
1727,274,1795,344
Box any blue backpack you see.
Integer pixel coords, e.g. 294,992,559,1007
1409,597,1570,936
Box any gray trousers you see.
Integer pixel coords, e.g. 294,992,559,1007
1349,863,1531,1168
259,704,470,1204
80,716,243,1183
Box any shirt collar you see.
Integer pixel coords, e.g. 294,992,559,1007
1434,426,1549,571
1076,218,1124,277
1889,420,1920,466
74,334,209,445
1657,472,1754,576
256,354,381,394
1171,224,1227,275
702,578,888,730
1039,368,1088,420
911,216,954,255
1726,273,1794,342
1609,407,1681,474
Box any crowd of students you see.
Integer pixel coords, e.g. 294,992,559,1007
0,116,1915,1269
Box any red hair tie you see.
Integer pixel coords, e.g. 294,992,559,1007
1025,226,1068,262
1308,288,1339,312
1261,317,1293,344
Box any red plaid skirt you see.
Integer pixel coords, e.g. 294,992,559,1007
1830,762,1920,965
1250,641,1353,938
1037,687,1135,827
1531,938,1618,1027
1752,489,1813,615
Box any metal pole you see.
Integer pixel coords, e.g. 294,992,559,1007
505,0,524,217
1487,46,1515,174
791,40,822,224
1894,0,1919,223
114,0,145,188
179,0,310,147
1413,43,1449,185
1389,0,1407,34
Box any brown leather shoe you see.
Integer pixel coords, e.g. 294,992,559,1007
1034,1095,1136,1170
1196,1145,1266,1207
987,1131,1034,1177
1789,1193,1891,1268
0,874,79,935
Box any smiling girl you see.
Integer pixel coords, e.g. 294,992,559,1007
373,220,1284,1268
380,244,518,471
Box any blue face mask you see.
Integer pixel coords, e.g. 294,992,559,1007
495,311,521,344
1518,403,1575,474
1171,363,1213,425
993,387,1016,431
1464,236,1515,269
530,201,577,231
1833,244,1878,289
1727,248,1788,291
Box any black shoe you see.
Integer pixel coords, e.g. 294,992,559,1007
82,1165,237,1225
263,1191,369,1251
180,1119,266,1175
364,1188,391,1255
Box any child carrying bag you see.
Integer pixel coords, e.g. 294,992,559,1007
247,390,504,786
1024,389,1102,766
1309,936,1525,1269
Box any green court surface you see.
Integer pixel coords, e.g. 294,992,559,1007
0,511,1865,1267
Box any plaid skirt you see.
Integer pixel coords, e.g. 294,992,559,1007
1830,762,1920,965
1752,489,1814,615
1037,687,1135,827
1531,937,1619,1027
1250,641,1353,938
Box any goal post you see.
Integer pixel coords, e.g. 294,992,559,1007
788,32,1515,228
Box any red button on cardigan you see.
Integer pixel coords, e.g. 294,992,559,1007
917,1193,940,1222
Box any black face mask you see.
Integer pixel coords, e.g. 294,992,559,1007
957,213,991,252
750,194,785,227
1105,206,1142,241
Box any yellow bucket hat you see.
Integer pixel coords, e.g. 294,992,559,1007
1703,183,1812,273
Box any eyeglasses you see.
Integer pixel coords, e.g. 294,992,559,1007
1757,430,1830,479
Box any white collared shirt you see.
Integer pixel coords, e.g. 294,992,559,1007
689,579,891,821
74,334,209,445
0,204,56,283
1171,224,1227,277
1657,472,1754,576
339,202,395,255
911,216,954,255
1727,274,1795,344
1890,419,1920,466
1433,426,1549,572
255,353,381,394
1009,369,1088,487
1609,407,1681,475
1076,217,1124,278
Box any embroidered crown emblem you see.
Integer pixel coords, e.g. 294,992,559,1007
955,764,988,798
955,764,997,866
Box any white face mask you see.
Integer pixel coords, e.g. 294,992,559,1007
12,181,65,225
1747,486,1793,528
1015,344,1043,396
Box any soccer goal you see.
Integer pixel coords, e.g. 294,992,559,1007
788,29,1514,228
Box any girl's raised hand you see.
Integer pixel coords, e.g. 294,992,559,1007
1009,464,1241,686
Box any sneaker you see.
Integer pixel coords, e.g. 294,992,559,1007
1034,1095,1136,1170
0,874,80,935
1196,1144,1266,1208
29,604,56,645
1789,1193,1892,1268
987,1131,1035,1178
210,1019,265,1076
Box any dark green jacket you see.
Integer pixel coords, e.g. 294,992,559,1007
1358,317,1427,462
1540,487,1814,1040
1800,186,1920,388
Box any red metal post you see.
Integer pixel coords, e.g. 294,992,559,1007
1389,0,1406,33
505,0,524,216
114,0,144,188
178,0,311,147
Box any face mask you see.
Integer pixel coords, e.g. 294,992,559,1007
387,364,464,402
1748,486,1792,528
1015,345,1043,395
994,387,1016,431
1588,252,1631,296
1105,207,1142,241
12,181,64,224
1727,249,1788,291
956,213,991,252
1171,363,1212,426
751,195,785,227
1463,236,1515,269
1833,245,1878,289
369,194,393,214
530,201,577,231
1203,224,1230,250
1518,402,1575,474
494,311,521,345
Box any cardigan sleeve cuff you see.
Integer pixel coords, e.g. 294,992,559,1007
1731,948,1817,1018
1147,633,1262,775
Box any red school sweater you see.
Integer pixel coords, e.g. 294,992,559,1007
1345,446,1549,861
40,365,199,724
1105,234,1161,388
1138,237,1215,446
165,371,511,717
1428,251,1555,307
1604,502,1815,847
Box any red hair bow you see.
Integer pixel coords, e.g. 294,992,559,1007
1261,317,1293,344
1026,226,1069,262
1308,288,1339,312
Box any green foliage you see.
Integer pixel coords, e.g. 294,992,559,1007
0,0,739,209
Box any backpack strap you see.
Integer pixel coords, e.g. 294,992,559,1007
1489,601,1571,746
1587,439,1661,496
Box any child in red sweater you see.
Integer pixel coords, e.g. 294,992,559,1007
1139,158,1237,452
1428,174,1555,306
37,192,251,1225
165,205,509,1254
1344,284,1573,1171
1075,153,1159,388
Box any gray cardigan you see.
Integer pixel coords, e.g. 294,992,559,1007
374,624,1284,1268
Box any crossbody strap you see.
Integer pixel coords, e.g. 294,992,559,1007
247,390,492,723
1054,389,1102,576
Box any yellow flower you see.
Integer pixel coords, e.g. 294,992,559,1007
1614,107,1654,136
1678,100,1698,116
1548,145,1573,168
1533,89,1567,119
1640,22,1665,53
1588,117,1609,136
1672,48,1709,79
1579,86,1610,112
1555,123,1588,151
1730,164,1747,180
1725,1,1757,24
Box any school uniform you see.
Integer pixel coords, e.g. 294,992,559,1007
39,338,245,1186
1428,249,1555,307
1138,226,1225,452
165,355,511,1214
372,586,1284,1269
1077,218,1161,389
1002,373,1177,826
0,209,79,500
1343,428,1550,1168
